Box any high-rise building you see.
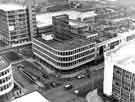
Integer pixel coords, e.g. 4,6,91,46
0,3,36,48
0,56,14,96
112,63,135,102
103,41,135,102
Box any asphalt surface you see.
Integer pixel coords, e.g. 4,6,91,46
1,50,104,102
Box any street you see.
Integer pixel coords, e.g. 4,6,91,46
1,50,104,102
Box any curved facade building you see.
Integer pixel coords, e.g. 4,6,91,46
0,56,14,96
32,36,96,70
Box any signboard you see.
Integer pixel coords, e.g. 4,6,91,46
9,26,15,31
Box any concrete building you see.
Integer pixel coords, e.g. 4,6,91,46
33,14,98,71
103,41,135,102
11,91,50,102
0,3,36,48
33,34,96,70
0,56,14,96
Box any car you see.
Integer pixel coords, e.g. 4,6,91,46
64,84,73,90
50,82,61,88
42,74,49,79
17,64,24,70
76,74,86,79
73,89,80,95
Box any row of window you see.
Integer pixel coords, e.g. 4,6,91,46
109,40,119,50
0,82,12,92
8,18,28,23
10,38,30,45
0,69,10,77
112,87,121,100
11,34,29,40
114,65,133,81
34,48,95,68
33,44,95,62
7,10,26,14
0,75,11,84
9,20,28,26
33,39,95,56
126,34,135,42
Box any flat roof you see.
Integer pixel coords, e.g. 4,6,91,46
0,56,9,71
69,20,89,29
34,35,94,51
0,3,26,11
116,57,135,73
111,42,135,73
36,10,97,27
13,70,34,88
11,91,49,102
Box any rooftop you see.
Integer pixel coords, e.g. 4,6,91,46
11,91,49,102
36,10,97,27
0,3,26,11
69,20,89,29
110,42,135,73
13,70,34,89
0,56,9,71
117,57,135,73
34,34,94,51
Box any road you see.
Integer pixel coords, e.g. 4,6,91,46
6,50,104,102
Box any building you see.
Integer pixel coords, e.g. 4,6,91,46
0,3,36,48
36,10,97,28
112,62,135,102
34,12,135,72
33,34,96,71
103,41,135,102
33,13,99,71
0,56,14,96
11,91,50,102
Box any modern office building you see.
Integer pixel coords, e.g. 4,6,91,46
112,63,135,102
103,41,135,102
33,34,96,70
0,56,14,96
33,14,97,71
0,3,36,48
33,12,135,72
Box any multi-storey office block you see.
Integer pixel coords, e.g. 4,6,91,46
104,41,135,102
32,34,96,70
112,63,135,102
0,3,36,47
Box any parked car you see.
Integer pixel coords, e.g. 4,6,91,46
73,89,80,95
42,74,49,79
17,64,24,70
64,84,73,90
50,82,61,88
76,74,86,79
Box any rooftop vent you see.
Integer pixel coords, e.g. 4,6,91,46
42,34,54,41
